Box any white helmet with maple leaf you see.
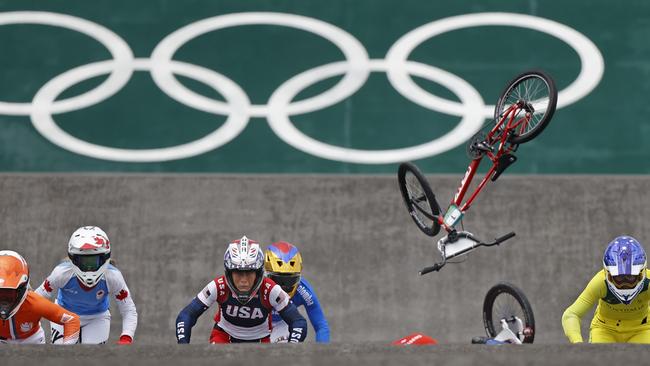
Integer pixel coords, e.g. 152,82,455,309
67,226,111,287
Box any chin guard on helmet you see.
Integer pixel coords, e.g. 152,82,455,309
68,226,111,288
603,236,647,304
264,241,302,297
224,236,264,304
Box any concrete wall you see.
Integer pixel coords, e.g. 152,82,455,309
1,174,647,344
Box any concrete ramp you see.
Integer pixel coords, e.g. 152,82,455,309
5,344,650,366
1,174,647,344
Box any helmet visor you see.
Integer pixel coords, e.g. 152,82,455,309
0,288,21,318
71,254,109,272
608,273,644,289
269,273,301,294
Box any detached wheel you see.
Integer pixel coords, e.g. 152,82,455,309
482,282,535,343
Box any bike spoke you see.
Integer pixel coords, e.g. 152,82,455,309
492,292,525,333
405,173,435,220
499,75,551,139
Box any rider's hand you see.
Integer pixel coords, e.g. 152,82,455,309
117,335,133,345
275,335,289,343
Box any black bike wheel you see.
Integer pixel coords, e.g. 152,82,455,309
493,70,557,145
397,162,441,237
482,282,535,343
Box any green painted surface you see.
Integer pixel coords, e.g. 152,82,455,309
0,0,647,173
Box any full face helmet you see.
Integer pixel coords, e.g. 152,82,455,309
603,236,647,304
68,226,111,288
224,236,264,304
264,241,302,297
0,250,30,320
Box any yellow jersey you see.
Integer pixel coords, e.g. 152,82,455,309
562,269,650,343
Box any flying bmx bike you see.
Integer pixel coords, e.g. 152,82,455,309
398,70,557,274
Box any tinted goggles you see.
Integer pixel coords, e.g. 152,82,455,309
71,253,109,272
608,273,643,289
0,288,18,304
269,273,300,293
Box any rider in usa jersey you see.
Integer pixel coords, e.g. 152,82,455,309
36,226,137,344
175,236,307,343
264,242,329,343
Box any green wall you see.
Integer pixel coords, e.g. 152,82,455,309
0,0,646,173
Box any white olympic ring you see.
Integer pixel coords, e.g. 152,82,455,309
0,11,604,163
0,12,134,116
31,59,250,162
385,12,605,118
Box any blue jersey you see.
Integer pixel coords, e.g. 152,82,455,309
272,278,329,342
58,274,110,316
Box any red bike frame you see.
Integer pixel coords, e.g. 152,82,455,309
440,102,532,230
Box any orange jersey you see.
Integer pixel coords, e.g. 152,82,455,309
0,291,80,343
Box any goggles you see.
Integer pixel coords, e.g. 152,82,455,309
268,273,301,293
608,272,644,289
0,287,25,318
70,253,110,272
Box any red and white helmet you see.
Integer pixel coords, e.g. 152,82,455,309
67,226,111,287
224,236,264,304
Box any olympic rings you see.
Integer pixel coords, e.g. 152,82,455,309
267,59,484,164
31,59,250,162
0,11,604,163
150,12,370,117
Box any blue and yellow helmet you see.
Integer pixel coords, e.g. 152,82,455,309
264,241,302,297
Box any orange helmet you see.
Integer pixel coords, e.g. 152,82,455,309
0,250,30,320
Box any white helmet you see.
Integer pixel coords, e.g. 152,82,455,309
67,226,111,287
224,236,264,304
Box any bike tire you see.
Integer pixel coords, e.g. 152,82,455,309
397,162,441,237
482,282,535,343
493,70,558,145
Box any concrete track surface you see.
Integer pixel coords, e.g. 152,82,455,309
4,344,650,366
1,174,648,348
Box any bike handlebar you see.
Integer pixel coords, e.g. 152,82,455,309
485,231,516,246
419,262,445,275
419,231,516,275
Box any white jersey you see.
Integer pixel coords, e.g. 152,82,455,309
198,276,290,340
36,261,138,339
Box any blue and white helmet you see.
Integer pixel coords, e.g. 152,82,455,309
603,236,647,304
223,236,264,304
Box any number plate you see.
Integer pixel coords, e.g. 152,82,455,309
443,205,463,228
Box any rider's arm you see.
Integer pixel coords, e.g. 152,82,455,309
35,263,68,299
106,267,138,343
298,279,330,343
270,285,307,343
561,272,603,343
176,280,217,344
33,292,80,344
